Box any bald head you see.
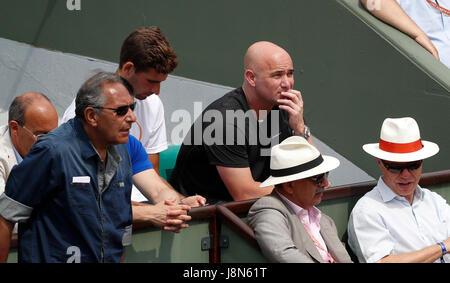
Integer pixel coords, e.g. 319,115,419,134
242,42,294,110
9,92,53,125
8,92,58,158
244,41,292,72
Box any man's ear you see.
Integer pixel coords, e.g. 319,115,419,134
84,107,100,127
8,120,20,137
279,182,294,195
9,120,19,131
244,69,256,87
376,158,384,170
121,62,135,78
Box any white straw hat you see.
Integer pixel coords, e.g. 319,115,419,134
260,136,340,187
362,117,439,162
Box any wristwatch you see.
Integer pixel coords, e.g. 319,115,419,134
303,125,311,139
292,125,311,140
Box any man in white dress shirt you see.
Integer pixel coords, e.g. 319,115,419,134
348,117,450,263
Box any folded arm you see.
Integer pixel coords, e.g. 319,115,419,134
378,238,450,263
216,166,273,201
133,168,206,206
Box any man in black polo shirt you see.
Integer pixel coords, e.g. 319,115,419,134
170,41,314,204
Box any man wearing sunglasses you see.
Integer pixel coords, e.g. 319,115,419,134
63,26,177,176
0,92,58,197
60,27,205,227
0,72,137,262
247,136,352,263
348,117,450,263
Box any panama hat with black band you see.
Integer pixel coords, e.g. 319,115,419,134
260,136,340,188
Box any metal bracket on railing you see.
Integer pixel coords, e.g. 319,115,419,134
201,236,211,251
219,235,229,248
201,235,229,251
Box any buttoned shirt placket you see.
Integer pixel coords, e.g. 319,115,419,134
94,146,121,262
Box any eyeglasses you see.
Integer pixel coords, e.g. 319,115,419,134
309,172,329,186
92,102,136,116
381,160,423,174
19,124,46,140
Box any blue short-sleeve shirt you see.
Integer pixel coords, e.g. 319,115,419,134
0,118,133,263
126,135,153,175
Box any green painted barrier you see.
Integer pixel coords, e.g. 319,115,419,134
6,179,450,263
159,144,181,181
125,220,210,263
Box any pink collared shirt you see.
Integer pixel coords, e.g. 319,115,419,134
277,192,335,263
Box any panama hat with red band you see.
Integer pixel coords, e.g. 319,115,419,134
363,117,439,162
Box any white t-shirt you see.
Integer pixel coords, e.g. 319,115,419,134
62,94,168,154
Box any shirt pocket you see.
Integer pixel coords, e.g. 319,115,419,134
68,181,98,217
102,178,132,225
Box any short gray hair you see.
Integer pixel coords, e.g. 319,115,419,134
75,72,134,121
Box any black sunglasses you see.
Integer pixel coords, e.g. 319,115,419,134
381,160,423,174
92,102,136,116
309,172,329,186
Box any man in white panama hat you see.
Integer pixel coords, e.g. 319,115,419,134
348,117,449,263
247,136,352,263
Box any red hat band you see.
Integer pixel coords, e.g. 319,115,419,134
379,138,424,154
